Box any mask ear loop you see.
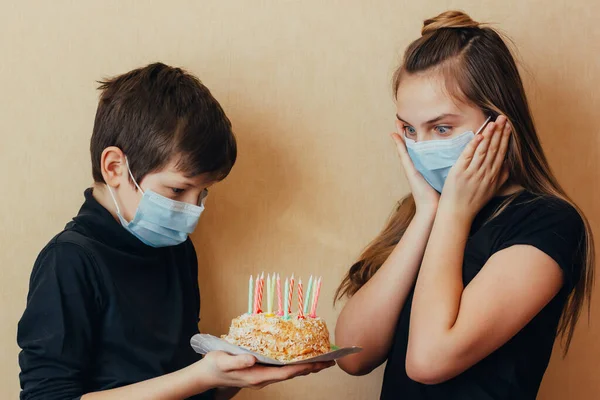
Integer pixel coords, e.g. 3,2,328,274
106,156,143,218
124,157,144,194
475,116,492,135
106,183,122,216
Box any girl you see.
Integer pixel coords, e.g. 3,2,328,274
335,11,594,400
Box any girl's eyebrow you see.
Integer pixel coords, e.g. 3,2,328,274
396,113,460,126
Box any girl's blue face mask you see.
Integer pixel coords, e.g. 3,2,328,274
405,116,491,193
107,158,206,248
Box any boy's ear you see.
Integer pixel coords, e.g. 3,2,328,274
101,146,127,188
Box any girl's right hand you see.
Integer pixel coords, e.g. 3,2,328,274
391,122,440,216
192,351,335,391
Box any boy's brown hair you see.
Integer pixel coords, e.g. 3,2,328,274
90,62,236,183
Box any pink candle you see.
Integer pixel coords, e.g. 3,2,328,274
276,274,283,316
297,279,304,319
253,275,259,314
310,277,322,318
257,272,265,313
288,273,295,314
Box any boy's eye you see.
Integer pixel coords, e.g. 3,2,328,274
171,188,185,194
403,125,417,136
434,125,452,135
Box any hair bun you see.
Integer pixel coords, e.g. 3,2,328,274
422,10,480,36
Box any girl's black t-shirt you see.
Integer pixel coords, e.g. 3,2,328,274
17,189,214,400
380,191,585,400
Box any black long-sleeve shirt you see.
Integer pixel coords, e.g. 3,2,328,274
18,188,214,400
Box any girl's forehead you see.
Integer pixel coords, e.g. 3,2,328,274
395,73,473,123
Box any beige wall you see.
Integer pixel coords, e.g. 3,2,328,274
1,1,598,399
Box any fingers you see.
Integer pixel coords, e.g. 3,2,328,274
237,360,336,390
297,361,335,375
456,127,485,170
391,128,410,164
275,364,315,380
395,120,404,138
492,121,511,176
481,116,507,172
391,131,405,151
391,132,415,173
273,361,335,380
466,120,496,172
392,122,421,176
217,353,256,372
317,361,336,370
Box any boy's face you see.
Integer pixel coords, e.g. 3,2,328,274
110,154,215,223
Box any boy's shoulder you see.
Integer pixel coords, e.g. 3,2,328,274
32,222,101,279
43,218,98,254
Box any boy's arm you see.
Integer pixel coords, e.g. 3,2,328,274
81,365,214,400
82,352,332,400
18,242,102,400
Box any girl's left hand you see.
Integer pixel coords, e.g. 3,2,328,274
440,115,511,222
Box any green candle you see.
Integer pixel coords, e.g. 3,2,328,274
283,277,290,319
303,275,313,314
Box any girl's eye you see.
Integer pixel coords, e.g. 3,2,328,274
434,126,452,135
171,188,185,194
404,125,417,136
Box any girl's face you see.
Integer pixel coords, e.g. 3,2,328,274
395,72,488,142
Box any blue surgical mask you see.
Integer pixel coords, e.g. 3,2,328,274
405,116,491,192
106,158,206,247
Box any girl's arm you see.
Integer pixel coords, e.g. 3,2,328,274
336,125,440,376
335,211,435,376
407,117,563,384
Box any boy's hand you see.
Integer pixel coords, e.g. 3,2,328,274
193,351,335,390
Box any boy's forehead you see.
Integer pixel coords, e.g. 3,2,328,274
159,160,214,186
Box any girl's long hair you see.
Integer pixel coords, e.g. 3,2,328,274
335,10,594,353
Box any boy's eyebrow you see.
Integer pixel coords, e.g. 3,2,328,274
176,173,214,187
396,113,460,126
164,171,201,186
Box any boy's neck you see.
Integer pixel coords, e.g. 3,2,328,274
92,183,120,223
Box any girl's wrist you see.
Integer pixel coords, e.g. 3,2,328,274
414,207,437,225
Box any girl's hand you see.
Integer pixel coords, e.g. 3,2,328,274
195,351,335,391
440,115,511,222
391,121,440,216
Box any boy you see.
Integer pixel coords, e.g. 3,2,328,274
17,62,332,400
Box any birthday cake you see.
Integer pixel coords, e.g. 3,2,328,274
222,313,331,362
221,274,330,362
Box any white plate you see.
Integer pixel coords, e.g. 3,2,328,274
190,334,362,366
